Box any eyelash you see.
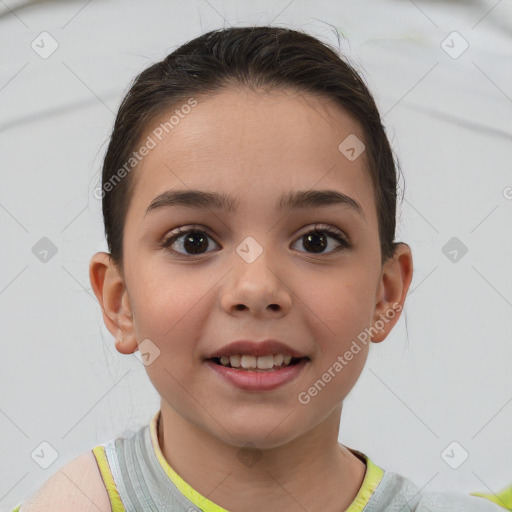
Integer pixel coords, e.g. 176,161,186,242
158,224,351,257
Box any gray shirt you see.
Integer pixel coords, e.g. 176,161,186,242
92,411,507,512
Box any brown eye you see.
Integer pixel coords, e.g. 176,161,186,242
160,227,219,256
292,225,350,255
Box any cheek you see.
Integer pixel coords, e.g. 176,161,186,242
129,265,212,357
298,266,377,350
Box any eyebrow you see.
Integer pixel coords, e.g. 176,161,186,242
144,188,365,219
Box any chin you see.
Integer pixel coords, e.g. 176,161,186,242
213,416,304,451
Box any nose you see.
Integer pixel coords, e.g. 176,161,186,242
220,248,292,318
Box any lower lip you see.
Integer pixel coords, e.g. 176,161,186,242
205,359,309,391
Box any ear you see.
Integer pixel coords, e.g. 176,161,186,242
370,243,413,343
89,252,138,354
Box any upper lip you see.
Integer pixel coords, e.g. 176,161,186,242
204,339,308,359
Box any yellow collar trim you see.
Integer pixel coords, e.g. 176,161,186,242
149,411,229,512
149,410,384,512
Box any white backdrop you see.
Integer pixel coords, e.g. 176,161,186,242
1,0,511,510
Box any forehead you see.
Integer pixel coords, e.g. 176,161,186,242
128,86,375,221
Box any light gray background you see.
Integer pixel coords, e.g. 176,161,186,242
1,0,511,510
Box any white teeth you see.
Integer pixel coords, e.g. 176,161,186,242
257,355,274,369
229,354,241,367
240,355,256,369
216,354,298,370
273,354,284,365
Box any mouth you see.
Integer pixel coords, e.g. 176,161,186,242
206,355,310,391
209,354,309,372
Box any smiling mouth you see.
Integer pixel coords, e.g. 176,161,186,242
209,354,308,372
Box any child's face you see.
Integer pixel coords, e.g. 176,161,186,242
111,87,394,447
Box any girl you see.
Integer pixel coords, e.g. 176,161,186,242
14,26,511,512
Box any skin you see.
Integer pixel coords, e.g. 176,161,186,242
90,86,413,512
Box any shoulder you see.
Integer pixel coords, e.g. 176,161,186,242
18,450,111,512
371,470,510,511
417,489,511,512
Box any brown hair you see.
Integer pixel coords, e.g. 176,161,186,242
99,26,403,270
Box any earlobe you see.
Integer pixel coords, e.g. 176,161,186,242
89,252,139,354
371,243,413,343
114,327,139,354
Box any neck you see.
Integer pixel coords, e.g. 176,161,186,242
156,400,367,512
